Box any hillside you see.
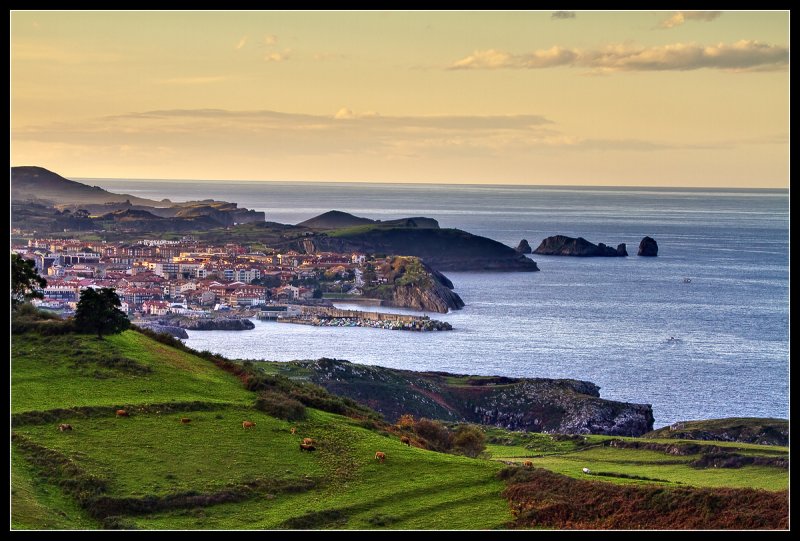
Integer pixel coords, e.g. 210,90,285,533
305,227,540,272
11,324,788,530
11,329,511,530
11,166,166,207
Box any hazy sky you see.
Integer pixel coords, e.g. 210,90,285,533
10,10,789,187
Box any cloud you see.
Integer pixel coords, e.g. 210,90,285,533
551,11,576,20
659,11,722,29
449,40,788,72
264,52,288,62
264,34,278,45
235,35,248,50
334,107,356,120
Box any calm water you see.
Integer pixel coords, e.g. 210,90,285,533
90,178,790,428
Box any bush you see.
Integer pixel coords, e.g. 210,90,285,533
451,424,487,458
414,418,452,452
254,391,307,421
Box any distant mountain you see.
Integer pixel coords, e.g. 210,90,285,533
10,166,168,207
298,210,440,230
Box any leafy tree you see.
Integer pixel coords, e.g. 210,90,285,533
451,424,487,458
11,253,46,309
74,287,130,338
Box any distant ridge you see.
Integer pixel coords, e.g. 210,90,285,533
298,210,376,229
298,210,440,230
10,166,168,207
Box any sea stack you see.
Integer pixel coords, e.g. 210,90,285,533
533,235,627,257
638,236,658,257
515,239,532,254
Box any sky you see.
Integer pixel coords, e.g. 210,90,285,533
10,10,790,187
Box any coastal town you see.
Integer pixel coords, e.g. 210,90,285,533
10,235,453,331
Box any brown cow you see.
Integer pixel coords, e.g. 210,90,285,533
400,436,411,446
242,420,256,429
523,460,533,468
290,427,297,435
300,443,316,452
180,418,191,424
375,451,386,463
302,437,315,445
115,409,128,417
58,423,73,432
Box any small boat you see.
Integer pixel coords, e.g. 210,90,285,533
683,277,692,283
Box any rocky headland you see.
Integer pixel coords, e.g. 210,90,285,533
360,256,465,313
644,417,788,446
264,358,654,436
533,235,628,257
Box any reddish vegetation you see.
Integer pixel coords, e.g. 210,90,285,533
501,468,788,530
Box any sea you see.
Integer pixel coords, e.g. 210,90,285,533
88,178,790,428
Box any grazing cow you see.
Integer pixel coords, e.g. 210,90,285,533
375,451,386,463
400,436,411,446
290,427,297,435
115,409,128,417
523,460,533,468
300,443,316,452
180,418,191,424
242,420,256,429
58,423,73,432
302,437,315,445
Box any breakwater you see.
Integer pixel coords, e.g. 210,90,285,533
267,305,452,331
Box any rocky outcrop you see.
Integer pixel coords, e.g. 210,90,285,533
387,282,464,313
644,418,788,446
362,257,464,313
169,317,255,331
135,324,189,339
271,358,654,436
533,235,628,257
515,239,532,254
638,236,658,256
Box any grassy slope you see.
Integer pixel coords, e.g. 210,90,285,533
485,432,787,492
11,330,509,530
11,330,788,530
11,332,253,413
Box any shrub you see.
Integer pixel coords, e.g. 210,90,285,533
396,414,415,429
414,418,452,452
451,424,487,458
254,391,307,421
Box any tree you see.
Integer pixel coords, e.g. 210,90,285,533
11,253,46,309
74,287,130,338
451,424,487,458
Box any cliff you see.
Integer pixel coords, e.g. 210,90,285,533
533,235,627,257
264,358,655,436
644,418,788,446
361,256,465,313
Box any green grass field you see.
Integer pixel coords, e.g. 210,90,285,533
10,329,788,530
11,330,510,530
